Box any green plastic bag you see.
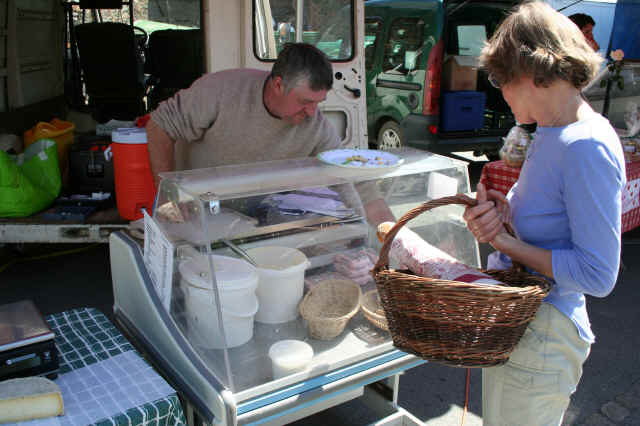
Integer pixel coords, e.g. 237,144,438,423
0,139,61,217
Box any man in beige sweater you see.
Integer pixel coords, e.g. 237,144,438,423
147,43,344,180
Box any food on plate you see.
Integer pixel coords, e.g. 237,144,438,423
342,154,369,165
342,154,391,166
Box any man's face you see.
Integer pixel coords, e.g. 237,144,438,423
275,78,328,125
581,23,599,51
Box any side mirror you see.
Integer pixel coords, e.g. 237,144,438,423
404,50,417,71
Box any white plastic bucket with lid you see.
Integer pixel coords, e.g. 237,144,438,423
268,340,314,379
179,254,259,348
245,246,310,324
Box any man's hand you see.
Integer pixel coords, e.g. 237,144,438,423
463,183,510,243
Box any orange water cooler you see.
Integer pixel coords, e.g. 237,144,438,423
110,128,156,220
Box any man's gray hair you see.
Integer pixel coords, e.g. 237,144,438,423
271,43,333,93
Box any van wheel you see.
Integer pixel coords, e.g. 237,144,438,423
377,121,403,150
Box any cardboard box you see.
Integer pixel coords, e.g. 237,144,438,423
442,56,478,91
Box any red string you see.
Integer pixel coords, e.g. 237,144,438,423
461,368,471,426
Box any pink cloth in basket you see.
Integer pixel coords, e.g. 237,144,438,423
382,222,501,285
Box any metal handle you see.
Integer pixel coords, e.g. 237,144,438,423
344,85,361,98
221,239,257,267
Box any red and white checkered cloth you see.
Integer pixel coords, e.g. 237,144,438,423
622,161,640,233
479,160,521,196
480,160,640,233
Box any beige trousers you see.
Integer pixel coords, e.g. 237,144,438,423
482,303,591,426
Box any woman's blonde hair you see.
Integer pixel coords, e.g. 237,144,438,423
480,1,602,89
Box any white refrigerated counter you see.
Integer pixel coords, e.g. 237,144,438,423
109,148,479,425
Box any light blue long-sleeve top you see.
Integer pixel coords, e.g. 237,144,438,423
503,113,625,343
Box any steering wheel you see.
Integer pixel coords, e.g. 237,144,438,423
133,26,148,44
133,26,148,61
133,25,148,48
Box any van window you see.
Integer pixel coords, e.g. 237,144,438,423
382,18,425,73
68,2,201,29
254,0,354,61
365,18,383,71
457,25,487,56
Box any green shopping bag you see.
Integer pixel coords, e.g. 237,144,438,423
0,139,62,217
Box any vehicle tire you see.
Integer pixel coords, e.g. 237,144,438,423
377,121,404,150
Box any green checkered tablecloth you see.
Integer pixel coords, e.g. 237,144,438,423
45,308,186,426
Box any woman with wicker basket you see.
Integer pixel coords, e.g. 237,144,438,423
463,2,625,424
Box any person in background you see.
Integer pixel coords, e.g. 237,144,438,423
569,13,600,51
146,42,393,226
465,2,624,424
278,22,295,45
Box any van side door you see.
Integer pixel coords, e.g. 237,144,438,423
247,0,367,149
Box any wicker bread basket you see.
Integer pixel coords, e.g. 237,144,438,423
299,279,362,340
361,290,389,331
372,194,551,368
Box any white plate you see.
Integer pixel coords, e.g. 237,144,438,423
317,149,403,169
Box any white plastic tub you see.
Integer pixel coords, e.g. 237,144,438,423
246,246,310,324
179,254,259,348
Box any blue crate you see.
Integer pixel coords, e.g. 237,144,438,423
440,91,486,132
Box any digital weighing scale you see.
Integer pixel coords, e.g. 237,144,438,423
0,300,59,381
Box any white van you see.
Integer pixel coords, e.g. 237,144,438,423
0,0,368,243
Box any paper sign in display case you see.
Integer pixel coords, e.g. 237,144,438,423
109,148,479,425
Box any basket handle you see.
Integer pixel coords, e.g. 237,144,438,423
373,193,522,274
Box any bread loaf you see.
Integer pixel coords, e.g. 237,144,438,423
0,376,64,424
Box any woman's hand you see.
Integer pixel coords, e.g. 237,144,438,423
463,183,510,243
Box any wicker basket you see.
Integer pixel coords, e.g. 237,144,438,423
361,290,389,331
299,279,362,340
372,194,551,368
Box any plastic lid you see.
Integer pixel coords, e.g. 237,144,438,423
179,255,258,291
111,127,148,144
268,340,314,367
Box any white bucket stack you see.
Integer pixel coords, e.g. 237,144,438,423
245,246,310,324
179,254,259,349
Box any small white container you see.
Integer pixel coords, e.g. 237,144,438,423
268,340,314,379
246,246,311,324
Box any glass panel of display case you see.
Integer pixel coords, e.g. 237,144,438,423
151,148,477,394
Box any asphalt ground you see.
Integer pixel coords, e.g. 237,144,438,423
2,159,640,425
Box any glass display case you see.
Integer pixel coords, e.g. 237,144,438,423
110,148,478,424
155,147,474,387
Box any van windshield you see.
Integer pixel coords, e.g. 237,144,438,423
66,1,201,30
